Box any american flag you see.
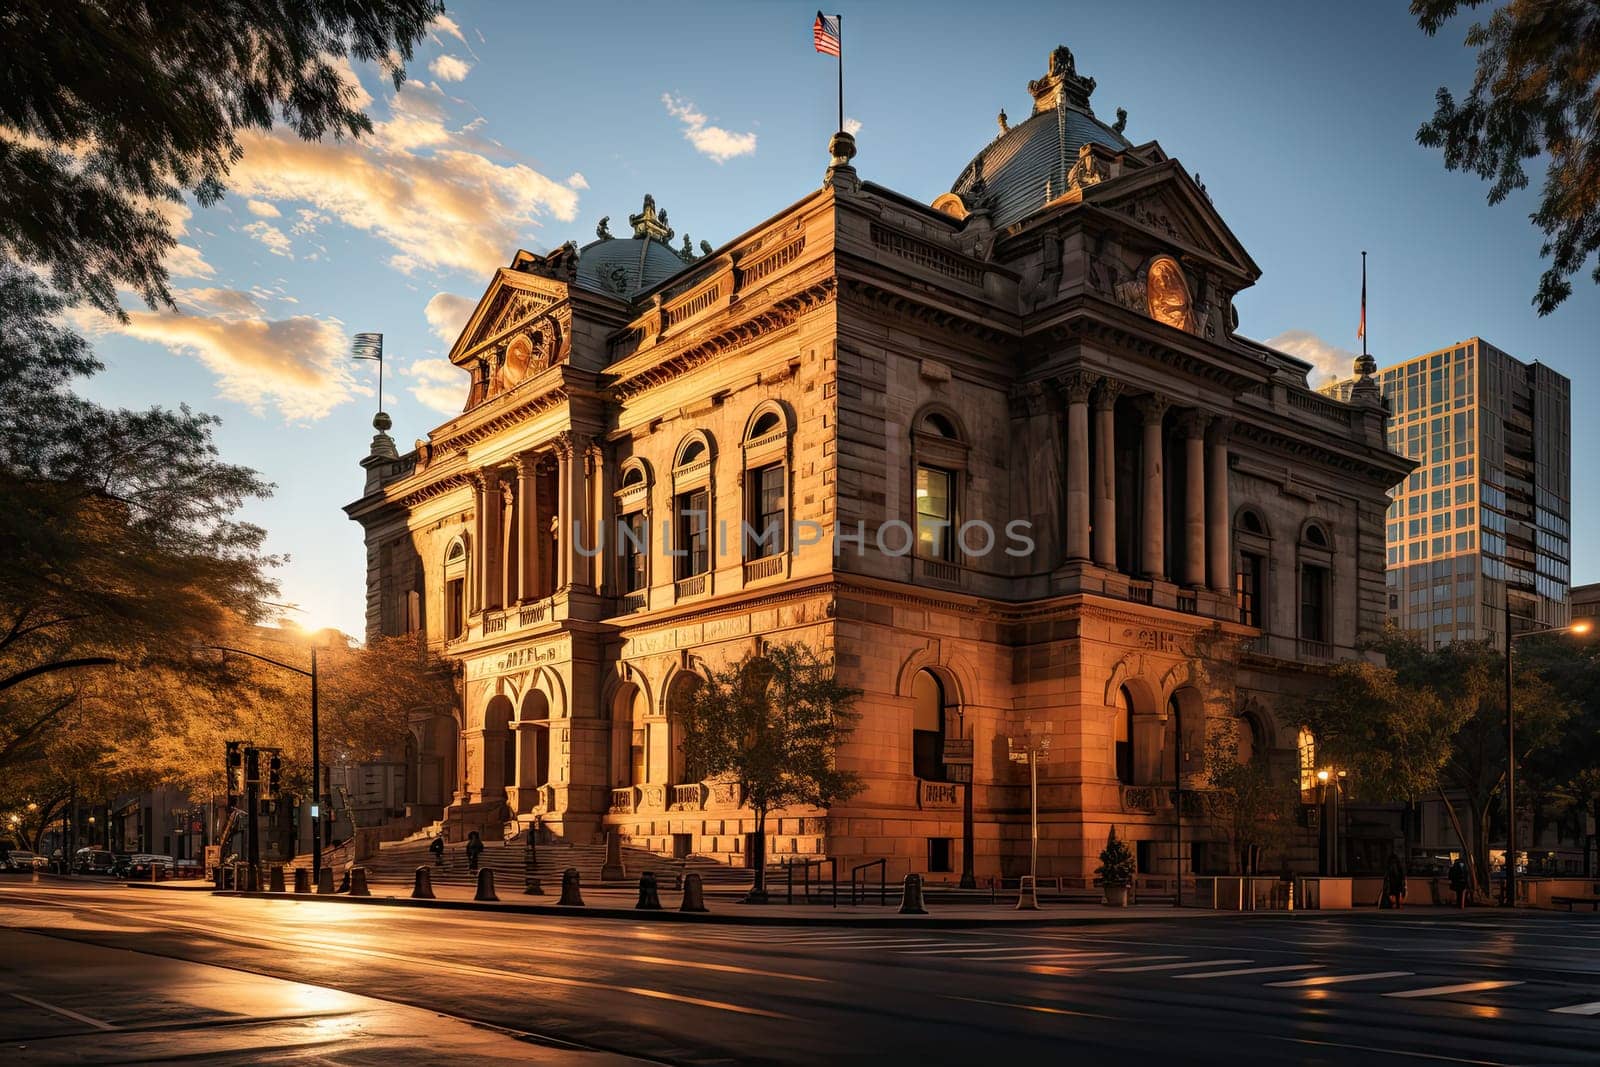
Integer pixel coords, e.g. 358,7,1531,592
813,12,841,56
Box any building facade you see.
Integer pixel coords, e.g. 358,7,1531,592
1328,338,1572,650
347,47,1410,883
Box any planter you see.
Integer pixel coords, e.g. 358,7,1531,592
1103,883,1131,907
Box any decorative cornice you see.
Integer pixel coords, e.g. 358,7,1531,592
840,276,1015,348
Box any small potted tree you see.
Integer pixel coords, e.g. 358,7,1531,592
1097,827,1135,907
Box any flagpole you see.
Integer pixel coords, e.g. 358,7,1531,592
1361,250,1368,357
837,13,844,133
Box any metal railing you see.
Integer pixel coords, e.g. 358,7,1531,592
785,856,838,907
850,858,887,906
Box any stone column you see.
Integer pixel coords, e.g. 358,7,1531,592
470,474,486,613
587,440,607,594
558,433,592,592
482,472,504,610
515,453,539,602
1136,395,1169,580
1063,371,1095,562
501,478,518,609
1207,419,1232,594
1091,380,1122,569
1180,412,1207,589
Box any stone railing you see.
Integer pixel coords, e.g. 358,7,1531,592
671,783,706,811
609,787,637,814
921,559,959,584
743,555,784,584
1128,580,1154,605
483,611,507,634
1177,590,1198,614
618,591,646,614
675,573,707,599
1297,638,1333,662
1120,785,1161,813
518,598,551,627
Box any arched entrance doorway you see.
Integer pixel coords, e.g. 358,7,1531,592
482,695,514,803
516,690,550,812
912,667,971,886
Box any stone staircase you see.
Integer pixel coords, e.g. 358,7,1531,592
361,831,771,893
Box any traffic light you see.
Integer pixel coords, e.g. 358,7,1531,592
225,741,246,805
263,749,282,801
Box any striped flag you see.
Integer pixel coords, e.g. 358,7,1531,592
813,11,841,56
351,332,384,361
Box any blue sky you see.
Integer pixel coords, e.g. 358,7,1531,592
71,1,1598,636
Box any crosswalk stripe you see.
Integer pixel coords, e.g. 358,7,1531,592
1267,971,1413,988
1102,958,1246,973
1176,964,1319,980
1384,980,1523,999
1549,1001,1600,1016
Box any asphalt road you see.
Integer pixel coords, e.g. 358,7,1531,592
2,877,1597,1065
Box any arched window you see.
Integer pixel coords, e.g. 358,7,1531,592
1298,521,1333,652
443,536,468,640
672,434,714,591
1115,686,1134,784
615,460,651,601
665,673,702,785
911,407,968,568
1232,508,1270,630
742,404,789,569
1297,726,1317,800
912,670,946,781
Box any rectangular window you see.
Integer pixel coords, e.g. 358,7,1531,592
1235,552,1263,628
927,837,953,874
404,589,421,634
1300,565,1329,643
621,511,648,593
746,462,786,559
445,577,465,639
676,489,710,578
916,465,954,561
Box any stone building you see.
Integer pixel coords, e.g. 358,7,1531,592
346,47,1411,883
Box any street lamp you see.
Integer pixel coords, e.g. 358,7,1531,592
1007,723,1053,904
193,643,322,889
1502,610,1593,907
1315,768,1347,876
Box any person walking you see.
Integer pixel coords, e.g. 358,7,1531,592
429,833,445,868
465,830,483,873
1383,853,1407,910
1448,856,1469,909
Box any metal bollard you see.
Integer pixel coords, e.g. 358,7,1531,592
294,868,311,894
636,870,662,910
680,872,709,913
558,867,585,907
269,865,285,893
474,867,499,902
349,866,371,897
317,867,335,895
899,873,927,915
1016,874,1040,911
413,865,436,899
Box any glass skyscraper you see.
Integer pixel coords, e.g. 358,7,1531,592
1328,338,1571,649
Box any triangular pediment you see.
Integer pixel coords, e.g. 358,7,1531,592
447,269,568,368
1084,160,1260,284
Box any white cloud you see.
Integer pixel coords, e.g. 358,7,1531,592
429,54,472,82
661,94,757,163
227,81,580,277
429,14,468,45
156,200,215,280
424,291,476,346
843,117,862,136
246,200,281,218
118,299,357,421
566,172,589,190
243,220,294,258
1266,330,1356,388
327,54,373,110
403,357,465,414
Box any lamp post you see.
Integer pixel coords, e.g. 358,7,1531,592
1006,725,1053,886
1502,610,1592,907
193,643,322,890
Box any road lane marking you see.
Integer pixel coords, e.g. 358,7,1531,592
897,945,1039,955
1262,1034,1511,1066
1384,980,1523,999
941,994,1117,1022
1101,958,1247,973
1174,964,1320,980
1267,970,1413,987
6,991,118,1031
1549,1001,1600,1016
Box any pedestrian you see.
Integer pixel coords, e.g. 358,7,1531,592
466,830,483,873
429,833,445,868
1448,856,1469,909
1383,854,1407,910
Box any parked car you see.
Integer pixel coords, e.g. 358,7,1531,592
124,854,175,880
2,851,37,872
72,848,116,875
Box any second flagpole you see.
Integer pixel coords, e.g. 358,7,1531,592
838,14,844,133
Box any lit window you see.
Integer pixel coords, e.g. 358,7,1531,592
916,466,954,561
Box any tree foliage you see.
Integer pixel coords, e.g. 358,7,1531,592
677,642,863,897
1414,0,1600,313
1201,717,1299,875
0,0,441,316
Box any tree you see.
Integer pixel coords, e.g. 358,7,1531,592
677,642,863,903
1200,717,1299,875
1516,632,1600,869
1414,1,1600,314
0,0,441,316
0,267,277,775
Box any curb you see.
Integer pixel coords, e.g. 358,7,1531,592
212,889,1269,928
